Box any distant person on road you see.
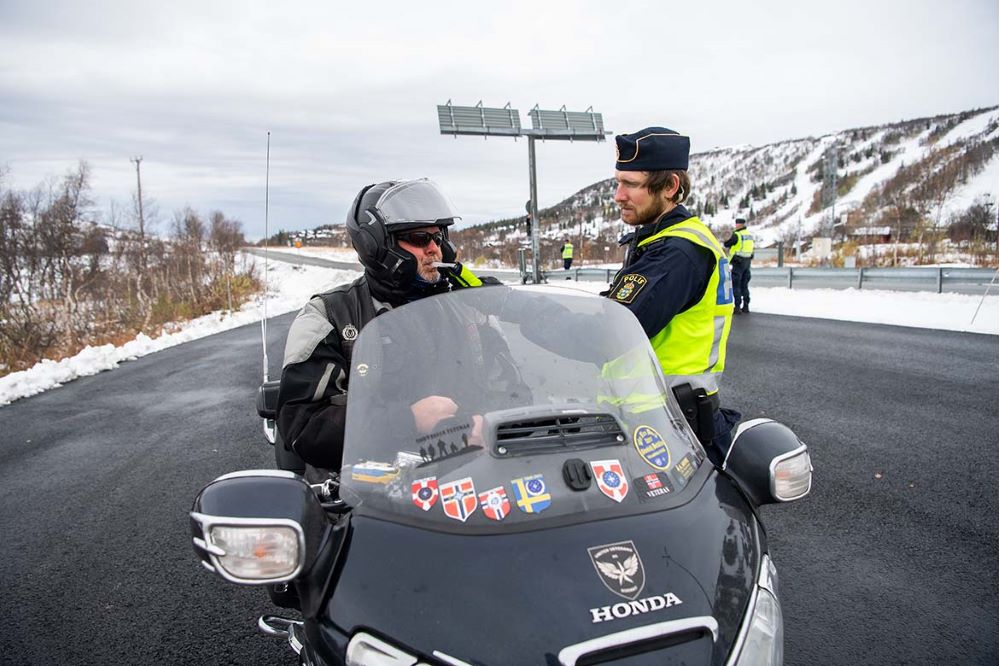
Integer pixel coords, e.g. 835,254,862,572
603,126,739,465
562,240,574,270
275,179,498,474
724,218,754,314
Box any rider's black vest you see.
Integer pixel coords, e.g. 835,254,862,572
313,276,382,362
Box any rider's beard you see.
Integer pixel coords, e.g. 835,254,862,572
416,261,441,282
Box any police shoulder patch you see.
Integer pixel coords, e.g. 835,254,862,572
612,274,647,304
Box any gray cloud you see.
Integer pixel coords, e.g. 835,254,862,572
1,0,996,239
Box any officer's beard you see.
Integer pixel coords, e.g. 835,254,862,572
635,198,674,226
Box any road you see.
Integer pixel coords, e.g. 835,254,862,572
0,309,996,664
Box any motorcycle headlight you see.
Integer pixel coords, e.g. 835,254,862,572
771,447,812,501
731,554,784,665
191,513,305,584
210,524,300,580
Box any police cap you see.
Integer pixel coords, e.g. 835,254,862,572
615,127,690,172
735,218,747,226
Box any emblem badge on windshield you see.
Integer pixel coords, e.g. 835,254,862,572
588,540,646,600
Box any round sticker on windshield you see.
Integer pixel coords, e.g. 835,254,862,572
634,425,671,470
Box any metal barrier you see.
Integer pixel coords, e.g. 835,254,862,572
249,249,997,296
547,266,998,295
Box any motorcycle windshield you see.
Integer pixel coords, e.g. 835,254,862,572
341,286,708,532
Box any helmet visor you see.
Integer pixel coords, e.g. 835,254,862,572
375,179,461,228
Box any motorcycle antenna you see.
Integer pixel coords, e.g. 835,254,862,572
260,131,271,383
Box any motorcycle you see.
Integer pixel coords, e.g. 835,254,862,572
191,285,812,665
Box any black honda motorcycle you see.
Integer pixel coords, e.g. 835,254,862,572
190,286,811,665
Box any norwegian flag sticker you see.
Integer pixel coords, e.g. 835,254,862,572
591,459,629,503
440,477,478,522
478,486,511,521
411,477,439,511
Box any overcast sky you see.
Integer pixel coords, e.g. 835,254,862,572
1,0,996,239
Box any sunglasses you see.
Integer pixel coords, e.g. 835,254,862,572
395,230,445,248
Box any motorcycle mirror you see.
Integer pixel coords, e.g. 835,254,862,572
722,419,813,505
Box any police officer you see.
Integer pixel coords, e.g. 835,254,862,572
562,240,574,270
724,218,754,314
275,179,494,473
605,127,739,464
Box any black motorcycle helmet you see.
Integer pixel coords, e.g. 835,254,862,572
346,179,460,299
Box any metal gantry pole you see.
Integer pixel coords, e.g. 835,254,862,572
528,136,541,283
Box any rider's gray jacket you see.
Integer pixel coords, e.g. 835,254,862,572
276,275,385,469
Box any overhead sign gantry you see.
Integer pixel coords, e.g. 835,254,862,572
437,100,608,283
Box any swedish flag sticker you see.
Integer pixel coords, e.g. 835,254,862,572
511,474,552,514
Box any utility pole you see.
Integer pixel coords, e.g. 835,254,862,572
130,156,148,274
130,156,145,240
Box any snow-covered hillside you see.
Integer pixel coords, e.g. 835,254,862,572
458,106,998,262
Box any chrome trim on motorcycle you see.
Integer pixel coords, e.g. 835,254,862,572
258,615,305,656
557,616,720,665
258,614,301,637
189,511,306,584
432,650,474,666
214,469,299,482
724,520,764,666
287,623,304,656
263,418,277,445
192,536,225,556
722,418,773,470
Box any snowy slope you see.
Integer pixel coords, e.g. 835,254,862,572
468,107,999,255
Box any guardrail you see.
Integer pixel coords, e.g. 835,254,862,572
246,249,997,296
539,266,998,295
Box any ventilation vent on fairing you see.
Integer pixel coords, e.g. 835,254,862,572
493,414,625,456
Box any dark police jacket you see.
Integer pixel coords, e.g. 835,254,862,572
608,205,716,339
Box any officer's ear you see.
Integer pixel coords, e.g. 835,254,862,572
659,173,680,203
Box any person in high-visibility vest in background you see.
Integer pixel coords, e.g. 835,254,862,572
562,240,574,270
603,126,740,465
724,218,755,314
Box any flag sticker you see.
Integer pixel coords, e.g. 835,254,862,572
351,461,399,484
591,459,629,502
411,477,439,511
440,477,477,522
510,474,552,514
633,472,674,502
479,486,511,521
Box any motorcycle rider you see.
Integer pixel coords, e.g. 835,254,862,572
275,179,496,474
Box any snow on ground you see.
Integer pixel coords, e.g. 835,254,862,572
1,253,996,407
0,258,357,407
559,280,997,334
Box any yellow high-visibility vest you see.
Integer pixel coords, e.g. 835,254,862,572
639,217,734,395
732,228,755,258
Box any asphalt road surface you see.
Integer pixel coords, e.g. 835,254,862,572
0,308,996,665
